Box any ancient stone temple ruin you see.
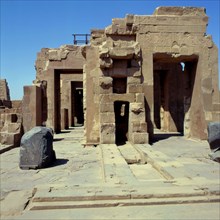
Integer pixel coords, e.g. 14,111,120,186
20,7,219,146
0,79,23,146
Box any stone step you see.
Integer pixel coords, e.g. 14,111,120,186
31,185,220,203
28,193,220,211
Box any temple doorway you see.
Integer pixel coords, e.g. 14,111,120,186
153,54,197,141
114,101,129,145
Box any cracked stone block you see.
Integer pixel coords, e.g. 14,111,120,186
208,122,220,151
20,126,56,169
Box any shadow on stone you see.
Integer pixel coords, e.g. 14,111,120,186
60,131,71,134
53,138,64,142
151,132,183,144
51,158,69,167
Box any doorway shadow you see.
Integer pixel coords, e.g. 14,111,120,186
60,130,71,134
151,132,183,144
51,158,69,167
53,138,64,142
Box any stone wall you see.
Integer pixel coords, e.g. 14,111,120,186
0,79,10,101
30,45,85,133
0,79,23,146
22,7,219,146
84,7,220,145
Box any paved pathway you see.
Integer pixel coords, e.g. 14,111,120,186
0,127,219,219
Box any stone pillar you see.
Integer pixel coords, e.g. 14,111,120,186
129,102,148,144
22,85,42,132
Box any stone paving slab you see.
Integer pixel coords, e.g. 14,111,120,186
100,144,137,184
6,203,220,220
135,143,220,187
31,184,220,201
29,196,220,211
1,127,220,219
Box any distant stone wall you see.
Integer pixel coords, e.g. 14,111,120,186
0,79,23,146
0,79,10,101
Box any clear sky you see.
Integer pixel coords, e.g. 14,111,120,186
1,0,219,100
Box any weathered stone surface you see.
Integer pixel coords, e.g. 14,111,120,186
26,6,219,146
0,79,10,101
0,190,32,217
20,126,56,169
209,151,220,163
0,113,23,146
153,7,207,16
207,122,220,151
99,77,113,89
100,123,115,144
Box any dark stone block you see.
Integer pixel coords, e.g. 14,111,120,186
19,126,56,169
209,151,220,163
207,122,220,151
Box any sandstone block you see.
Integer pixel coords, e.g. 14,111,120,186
131,122,147,132
127,76,141,84
132,132,148,144
100,103,114,113
135,93,145,103
130,102,144,113
100,112,115,123
127,84,143,93
126,14,134,25
0,132,21,147
99,77,113,89
213,103,220,112
130,110,145,123
109,47,134,59
153,7,206,16
100,123,115,144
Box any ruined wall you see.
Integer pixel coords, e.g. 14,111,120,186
84,7,220,145
0,79,10,101
84,29,148,145
29,45,85,133
22,6,219,145
0,79,23,146
0,79,11,108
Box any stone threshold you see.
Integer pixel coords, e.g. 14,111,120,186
28,185,220,211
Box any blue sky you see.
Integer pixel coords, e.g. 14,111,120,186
0,0,219,100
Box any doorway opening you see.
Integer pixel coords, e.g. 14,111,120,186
114,101,129,145
71,82,84,127
153,54,197,142
54,70,84,132
54,72,61,133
